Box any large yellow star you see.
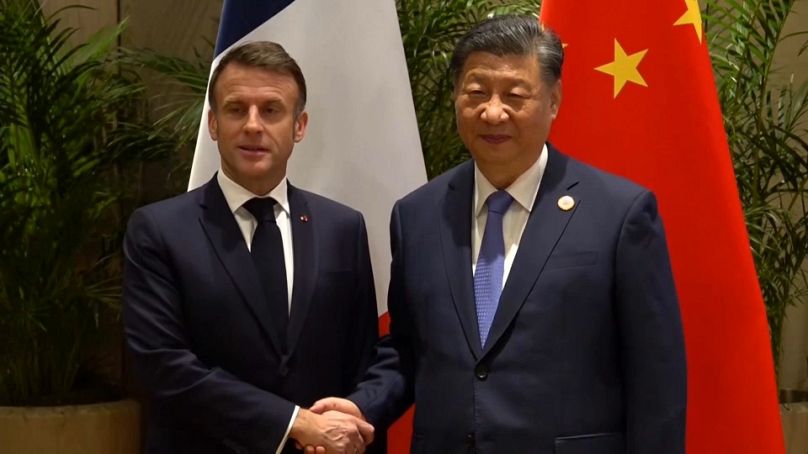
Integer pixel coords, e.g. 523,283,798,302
594,39,648,98
674,0,703,43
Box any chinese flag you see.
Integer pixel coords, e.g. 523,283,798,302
540,1,783,453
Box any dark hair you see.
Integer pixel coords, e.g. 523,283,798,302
450,15,563,87
208,41,307,116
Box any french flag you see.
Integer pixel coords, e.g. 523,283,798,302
189,1,425,451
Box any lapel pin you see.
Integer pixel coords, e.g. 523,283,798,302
557,195,575,211
299,215,310,223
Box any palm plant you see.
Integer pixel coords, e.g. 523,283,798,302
704,0,808,375
397,0,541,178
116,46,211,191
0,0,179,405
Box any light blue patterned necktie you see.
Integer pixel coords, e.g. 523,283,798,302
474,190,514,347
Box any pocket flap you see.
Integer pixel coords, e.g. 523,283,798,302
545,251,598,270
554,432,625,454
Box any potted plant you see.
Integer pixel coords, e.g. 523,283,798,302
0,1,181,452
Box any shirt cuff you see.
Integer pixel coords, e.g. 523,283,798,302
275,405,300,454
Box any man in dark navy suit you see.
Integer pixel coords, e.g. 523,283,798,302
314,15,686,454
123,41,379,454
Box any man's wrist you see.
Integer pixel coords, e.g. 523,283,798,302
289,408,313,441
275,406,299,454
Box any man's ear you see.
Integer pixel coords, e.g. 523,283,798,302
550,81,562,119
208,108,218,140
294,111,309,143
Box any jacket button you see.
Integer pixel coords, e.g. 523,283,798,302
475,364,488,380
466,432,475,447
278,355,291,377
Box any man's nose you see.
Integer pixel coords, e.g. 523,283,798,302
480,97,508,124
243,106,261,132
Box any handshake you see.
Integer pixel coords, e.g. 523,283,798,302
290,397,375,454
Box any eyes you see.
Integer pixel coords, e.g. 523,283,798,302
464,86,530,102
223,104,245,115
221,102,283,117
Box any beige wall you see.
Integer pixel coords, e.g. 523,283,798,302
39,0,221,62
120,0,221,57
774,0,808,392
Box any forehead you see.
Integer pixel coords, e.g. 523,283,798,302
214,63,299,102
458,52,541,85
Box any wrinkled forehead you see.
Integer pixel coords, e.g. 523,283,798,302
213,64,301,103
456,52,542,86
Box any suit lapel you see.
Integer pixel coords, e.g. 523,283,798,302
482,147,582,357
285,184,317,358
197,177,284,356
440,161,483,359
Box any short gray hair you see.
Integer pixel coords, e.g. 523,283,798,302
450,15,564,87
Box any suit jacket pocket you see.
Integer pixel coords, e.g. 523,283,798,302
544,251,598,270
554,432,625,454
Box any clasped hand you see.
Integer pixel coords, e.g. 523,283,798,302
290,398,373,454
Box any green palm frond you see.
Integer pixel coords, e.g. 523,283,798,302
0,0,194,405
705,0,808,375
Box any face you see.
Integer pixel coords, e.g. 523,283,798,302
454,52,560,188
208,62,308,194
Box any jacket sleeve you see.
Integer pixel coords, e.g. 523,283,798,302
614,191,686,453
349,202,415,430
122,207,295,452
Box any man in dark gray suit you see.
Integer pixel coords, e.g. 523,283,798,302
314,15,686,454
124,41,379,454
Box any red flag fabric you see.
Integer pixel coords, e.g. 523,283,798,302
540,1,783,452
379,313,414,453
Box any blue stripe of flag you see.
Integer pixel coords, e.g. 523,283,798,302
214,0,296,56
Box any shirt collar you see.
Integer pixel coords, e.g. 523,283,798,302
473,143,548,217
217,170,290,216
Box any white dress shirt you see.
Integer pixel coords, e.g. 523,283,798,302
216,170,297,453
217,171,294,309
472,144,548,287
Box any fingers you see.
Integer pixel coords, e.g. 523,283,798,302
310,397,362,418
321,410,373,452
294,409,373,454
355,418,375,445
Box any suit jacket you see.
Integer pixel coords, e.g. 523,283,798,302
123,176,381,453
351,145,686,453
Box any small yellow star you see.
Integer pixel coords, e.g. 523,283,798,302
594,39,648,98
674,0,703,43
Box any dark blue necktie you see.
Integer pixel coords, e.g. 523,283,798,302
474,190,514,347
243,197,288,352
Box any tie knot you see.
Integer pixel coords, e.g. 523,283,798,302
243,197,278,223
486,190,513,215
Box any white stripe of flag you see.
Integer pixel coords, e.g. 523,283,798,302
190,0,427,314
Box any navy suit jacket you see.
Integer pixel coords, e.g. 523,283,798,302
351,145,686,453
123,177,381,453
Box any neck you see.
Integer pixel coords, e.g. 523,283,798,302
477,160,535,190
222,168,284,196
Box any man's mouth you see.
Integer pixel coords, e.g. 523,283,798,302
239,145,268,152
480,134,511,144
